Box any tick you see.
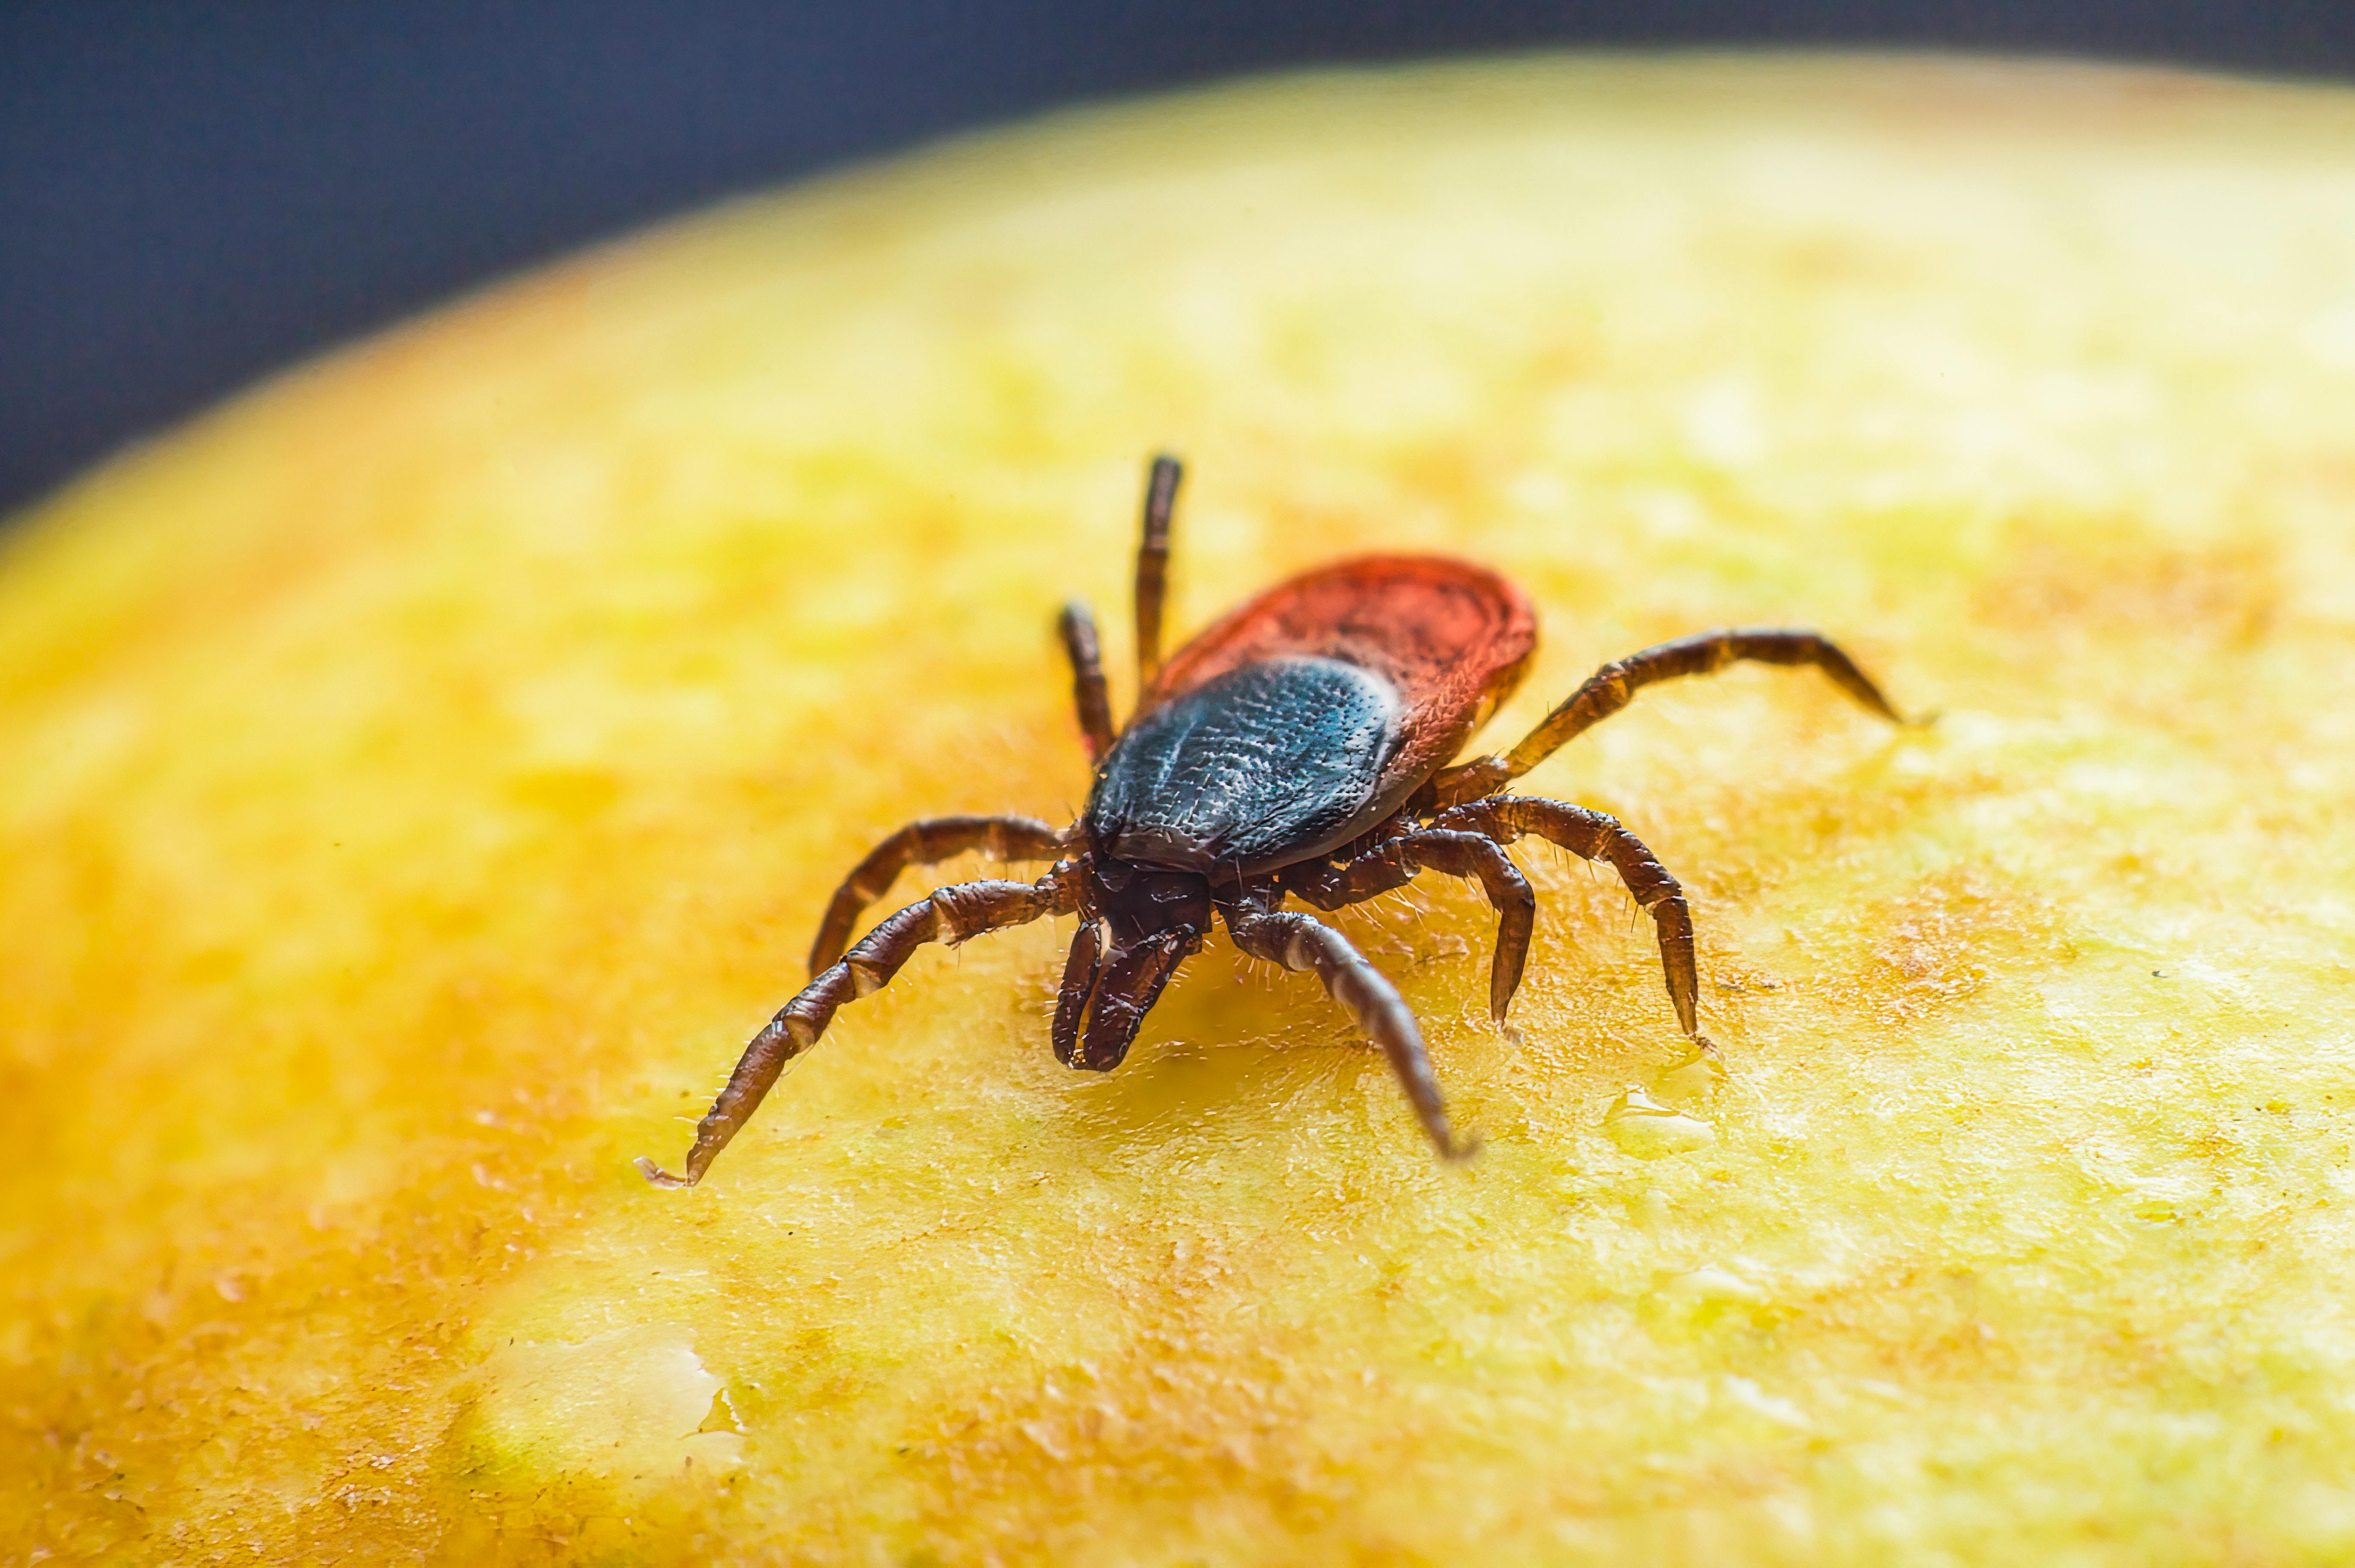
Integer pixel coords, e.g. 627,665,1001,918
639,455,1903,1185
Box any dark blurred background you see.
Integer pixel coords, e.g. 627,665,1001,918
6,0,2354,518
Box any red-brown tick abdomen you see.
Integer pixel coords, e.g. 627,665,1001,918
1142,555,1539,799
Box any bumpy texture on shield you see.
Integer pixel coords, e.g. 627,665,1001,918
1089,656,1402,875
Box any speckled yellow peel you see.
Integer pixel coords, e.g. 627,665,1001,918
9,53,2355,1565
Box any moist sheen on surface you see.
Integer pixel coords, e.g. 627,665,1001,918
1087,656,1404,876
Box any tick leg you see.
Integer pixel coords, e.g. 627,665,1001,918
640,871,1076,1188
1433,796,1703,1041
1222,897,1475,1161
1280,829,1536,1026
808,815,1067,974
1056,601,1116,763
1431,628,1905,805
1132,453,1182,698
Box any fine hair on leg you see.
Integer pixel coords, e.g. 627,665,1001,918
1222,893,1477,1160
1280,828,1536,1024
1433,627,1905,805
1057,600,1116,762
1432,796,1703,1041
808,815,1067,974
640,871,1075,1188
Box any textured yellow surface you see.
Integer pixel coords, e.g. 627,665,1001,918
9,53,2355,1564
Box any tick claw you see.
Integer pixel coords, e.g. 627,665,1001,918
635,1155,694,1189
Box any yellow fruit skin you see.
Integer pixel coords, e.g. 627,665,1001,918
9,53,2355,1565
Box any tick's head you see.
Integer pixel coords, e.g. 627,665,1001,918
1053,856,1211,1072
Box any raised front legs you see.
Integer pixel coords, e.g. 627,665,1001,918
1432,796,1703,1042
640,870,1076,1188
1221,890,1476,1161
808,815,1067,974
1434,627,1905,805
1280,828,1536,1025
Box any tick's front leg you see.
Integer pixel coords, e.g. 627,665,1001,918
641,869,1076,1188
808,815,1068,973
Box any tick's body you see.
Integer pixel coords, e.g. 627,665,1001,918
1093,557,1534,877
640,458,1902,1187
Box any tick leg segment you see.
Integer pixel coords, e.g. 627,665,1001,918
1432,628,1904,805
1222,895,1475,1160
1280,829,1536,1024
808,815,1067,974
1132,453,1183,698
1056,601,1116,763
1431,796,1702,1040
640,872,1075,1188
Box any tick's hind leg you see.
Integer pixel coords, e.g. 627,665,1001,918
1131,453,1182,693
1221,891,1475,1160
640,870,1076,1188
1433,628,1905,805
1433,797,1703,1044
1279,829,1535,1027
809,815,1068,974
